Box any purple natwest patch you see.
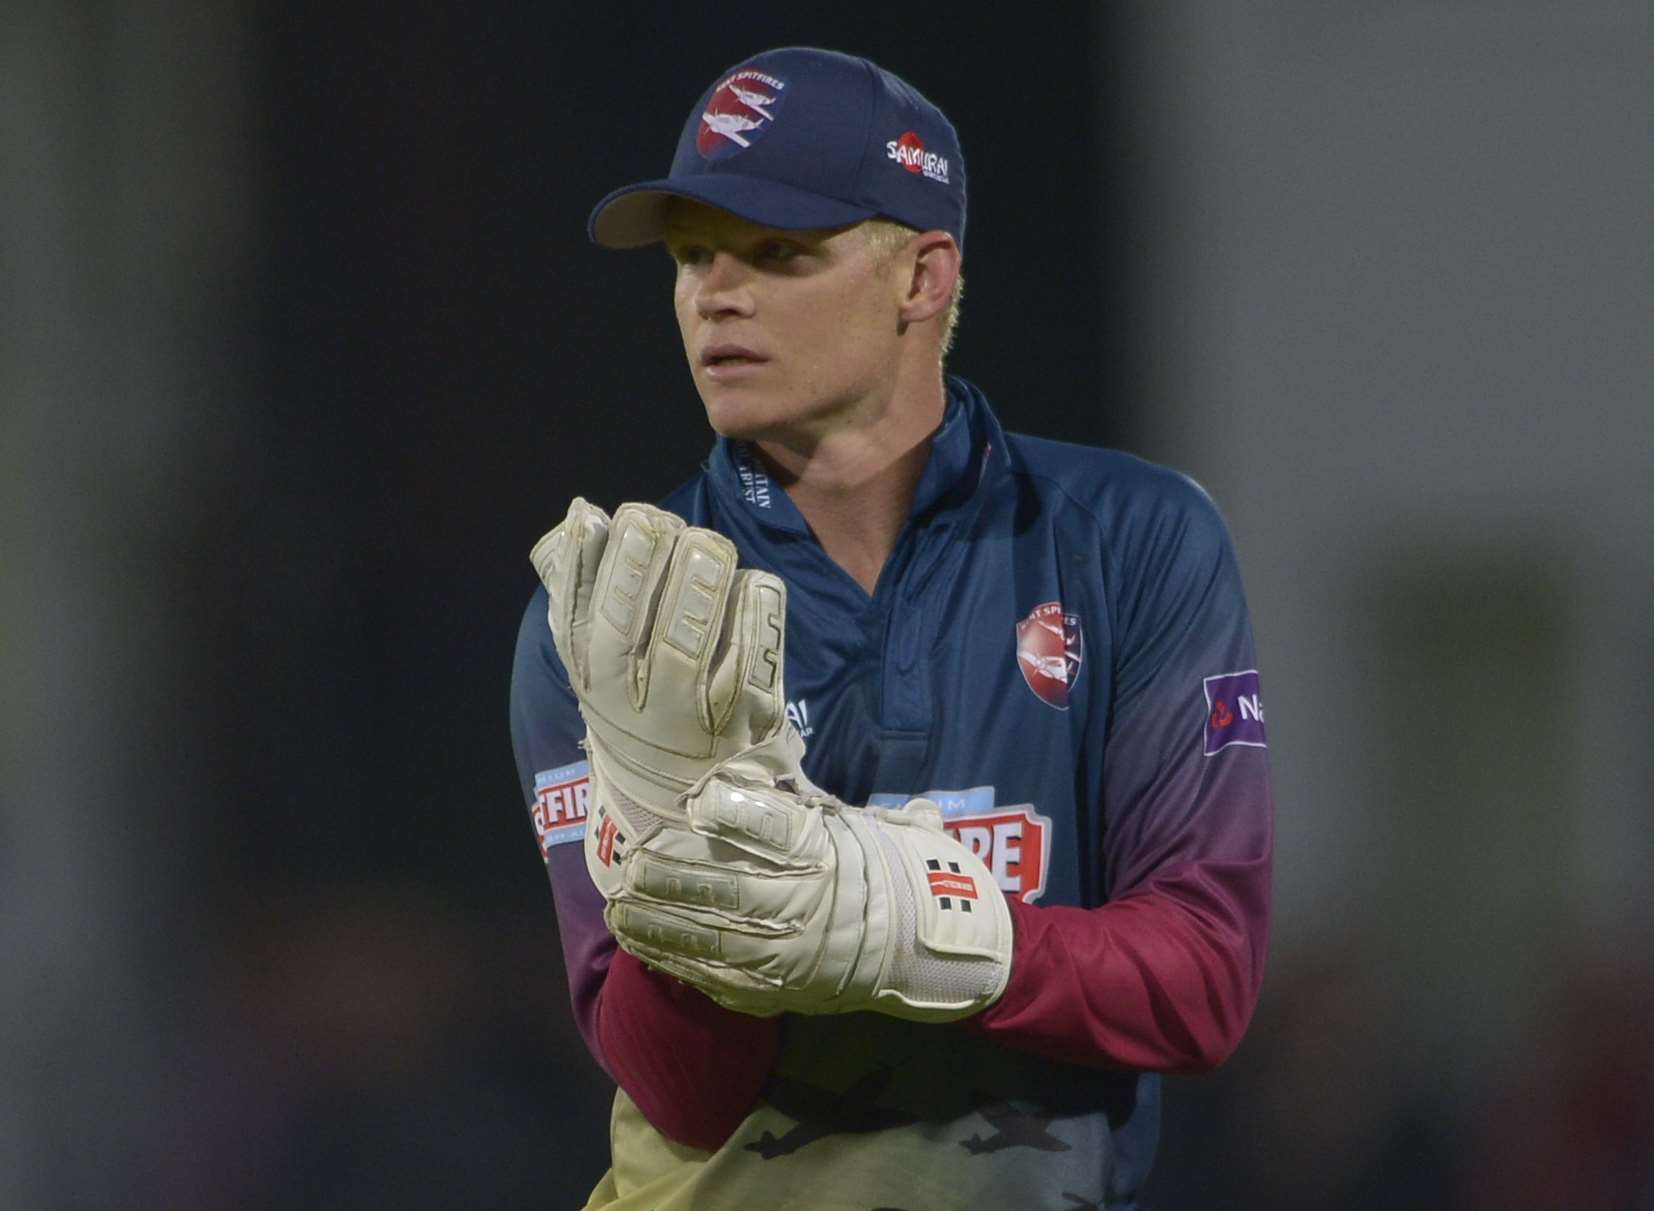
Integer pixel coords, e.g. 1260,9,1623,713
1203,669,1266,756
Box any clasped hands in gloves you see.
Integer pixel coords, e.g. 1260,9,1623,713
530,499,1011,1023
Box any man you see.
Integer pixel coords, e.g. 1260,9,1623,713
510,46,1272,1211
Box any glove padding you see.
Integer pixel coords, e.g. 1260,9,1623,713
604,745,1014,1023
530,499,792,898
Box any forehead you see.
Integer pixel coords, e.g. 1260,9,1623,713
662,198,858,245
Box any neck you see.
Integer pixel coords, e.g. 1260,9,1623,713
755,374,947,595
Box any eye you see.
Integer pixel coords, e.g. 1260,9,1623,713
668,243,711,267
756,240,802,265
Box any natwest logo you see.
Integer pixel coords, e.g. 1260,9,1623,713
1203,669,1267,756
886,130,950,183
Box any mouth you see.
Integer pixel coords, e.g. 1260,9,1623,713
700,344,768,374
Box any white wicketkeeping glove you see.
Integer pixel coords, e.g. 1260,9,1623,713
602,743,1015,1024
529,499,794,900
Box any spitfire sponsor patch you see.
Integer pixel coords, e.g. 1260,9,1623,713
868,786,1051,904
1016,601,1084,710
530,760,590,859
698,68,787,160
1203,670,1266,755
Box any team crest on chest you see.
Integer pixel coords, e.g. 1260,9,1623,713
1016,601,1084,710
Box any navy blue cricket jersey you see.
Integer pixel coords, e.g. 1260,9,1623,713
510,377,1273,1210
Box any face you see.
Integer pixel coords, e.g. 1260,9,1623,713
665,201,907,444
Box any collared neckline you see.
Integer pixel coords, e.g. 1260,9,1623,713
705,376,1006,533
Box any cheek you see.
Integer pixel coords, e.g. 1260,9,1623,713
819,274,898,354
673,283,698,350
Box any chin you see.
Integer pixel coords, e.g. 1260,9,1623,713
698,385,786,442
705,414,781,443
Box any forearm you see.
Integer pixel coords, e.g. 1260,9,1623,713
595,951,782,1150
515,582,783,1151
551,851,781,1150
962,854,1271,1072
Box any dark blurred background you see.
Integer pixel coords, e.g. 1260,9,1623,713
5,4,1651,1208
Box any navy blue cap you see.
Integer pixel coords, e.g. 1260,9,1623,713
588,47,966,251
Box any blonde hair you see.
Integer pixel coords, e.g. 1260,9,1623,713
862,219,964,362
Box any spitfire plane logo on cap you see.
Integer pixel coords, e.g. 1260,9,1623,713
697,68,788,160
1203,669,1267,755
1016,601,1084,710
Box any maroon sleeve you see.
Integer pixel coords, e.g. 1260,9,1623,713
514,590,781,1148
965,477,1274,1071
597,951,783,1150
962,841,1270,1072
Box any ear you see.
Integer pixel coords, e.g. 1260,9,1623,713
895,231,961,326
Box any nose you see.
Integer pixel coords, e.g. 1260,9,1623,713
692,250,755,319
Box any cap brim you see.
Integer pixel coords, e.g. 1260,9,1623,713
588,174,879,248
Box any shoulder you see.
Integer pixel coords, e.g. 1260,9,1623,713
1001,431,1229,554
512,583,562,689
